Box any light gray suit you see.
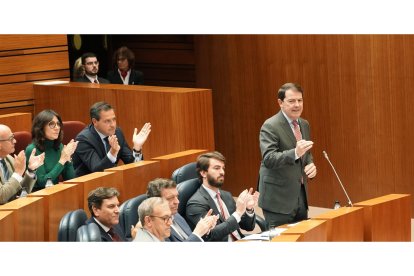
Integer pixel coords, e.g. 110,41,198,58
133,228,163,242
0,155,36,204
258,111,313,224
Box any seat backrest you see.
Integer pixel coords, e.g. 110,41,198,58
62,121,86,145
176,178,201,218
118,194,148,240
57,209,88,241
171,162,198,184
13,131,32,154
76,223,101,242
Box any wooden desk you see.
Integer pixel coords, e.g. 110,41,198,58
151,149,207,178
28,184,80,241
0,112,31,132
64,172,120,213
354,194,411,241
271,234,301,242
312,207,364,241
0,211,15,241
0,197,44,241
105,160,161,201
33,82,215,158
280,220,328,241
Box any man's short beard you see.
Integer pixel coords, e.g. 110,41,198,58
207,174,224,188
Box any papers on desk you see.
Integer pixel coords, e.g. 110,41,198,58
242,228,287,241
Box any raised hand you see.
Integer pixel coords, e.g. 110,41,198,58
108,135,120,157
13,150,26,176
193,209,218,237
235,189,249,216
246,188,260,210
27,148,45,171
132,123,151,151
295,139,313,158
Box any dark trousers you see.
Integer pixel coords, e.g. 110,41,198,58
263,185,308,228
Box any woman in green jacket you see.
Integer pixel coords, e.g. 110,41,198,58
25,109,78,191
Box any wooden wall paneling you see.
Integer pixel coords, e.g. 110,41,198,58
34,83,215,159
0,35,67,51
0,112,32,132
194,34,414,216
0,35,69,114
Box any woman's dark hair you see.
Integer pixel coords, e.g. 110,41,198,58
32,109,63,151
112,46,135,70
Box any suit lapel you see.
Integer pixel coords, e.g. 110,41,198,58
199,187,224,222
276,111,297,146
89,125,108,156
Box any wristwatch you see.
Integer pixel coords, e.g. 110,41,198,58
27,167,37,173
133,148,142,154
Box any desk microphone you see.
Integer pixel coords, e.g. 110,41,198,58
322,151,353,207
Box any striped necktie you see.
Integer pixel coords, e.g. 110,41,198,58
1,159,10,181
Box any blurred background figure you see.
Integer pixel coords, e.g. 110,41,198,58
72,57,85,81
107,46,144,85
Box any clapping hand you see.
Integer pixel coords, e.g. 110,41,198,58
132,123,151,151
246,188,259,210
27,148,45,171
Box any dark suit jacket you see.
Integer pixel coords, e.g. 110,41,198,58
72,124,137,177
107,69,144,85
186,186,255,242
86,217,126,242
167,213,201,242
74,75,110,84
258,111,313,214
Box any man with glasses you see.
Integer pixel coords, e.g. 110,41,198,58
72,101,151,176
133,197,172,242
0,124,45,204
74,52,109,84
258,82,317,228
134,178,217,242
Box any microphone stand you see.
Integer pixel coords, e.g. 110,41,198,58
323,151,353,207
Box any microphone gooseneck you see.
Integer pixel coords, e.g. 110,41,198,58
322,151,353,207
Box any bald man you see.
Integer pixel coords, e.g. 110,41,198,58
0,124,45,204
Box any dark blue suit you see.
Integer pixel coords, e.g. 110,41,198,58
167,213,201,242
86,217,126,242
72,124,138,177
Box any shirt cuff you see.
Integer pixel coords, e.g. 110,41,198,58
11,172,23,183
192,233,204,242
231,212,242,223
133,151,143,162
107,152,117,163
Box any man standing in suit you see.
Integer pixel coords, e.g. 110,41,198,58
133,197,172,242
0,124,45,204
144,178,217,242
72,101,151,176
86,187,126,241
74,52,110,84
186,151,259,242
258,82,317,228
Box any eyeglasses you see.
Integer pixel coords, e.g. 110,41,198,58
85,61,99,66
150,215,173,223
0,134,15,142
48,121,62,129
